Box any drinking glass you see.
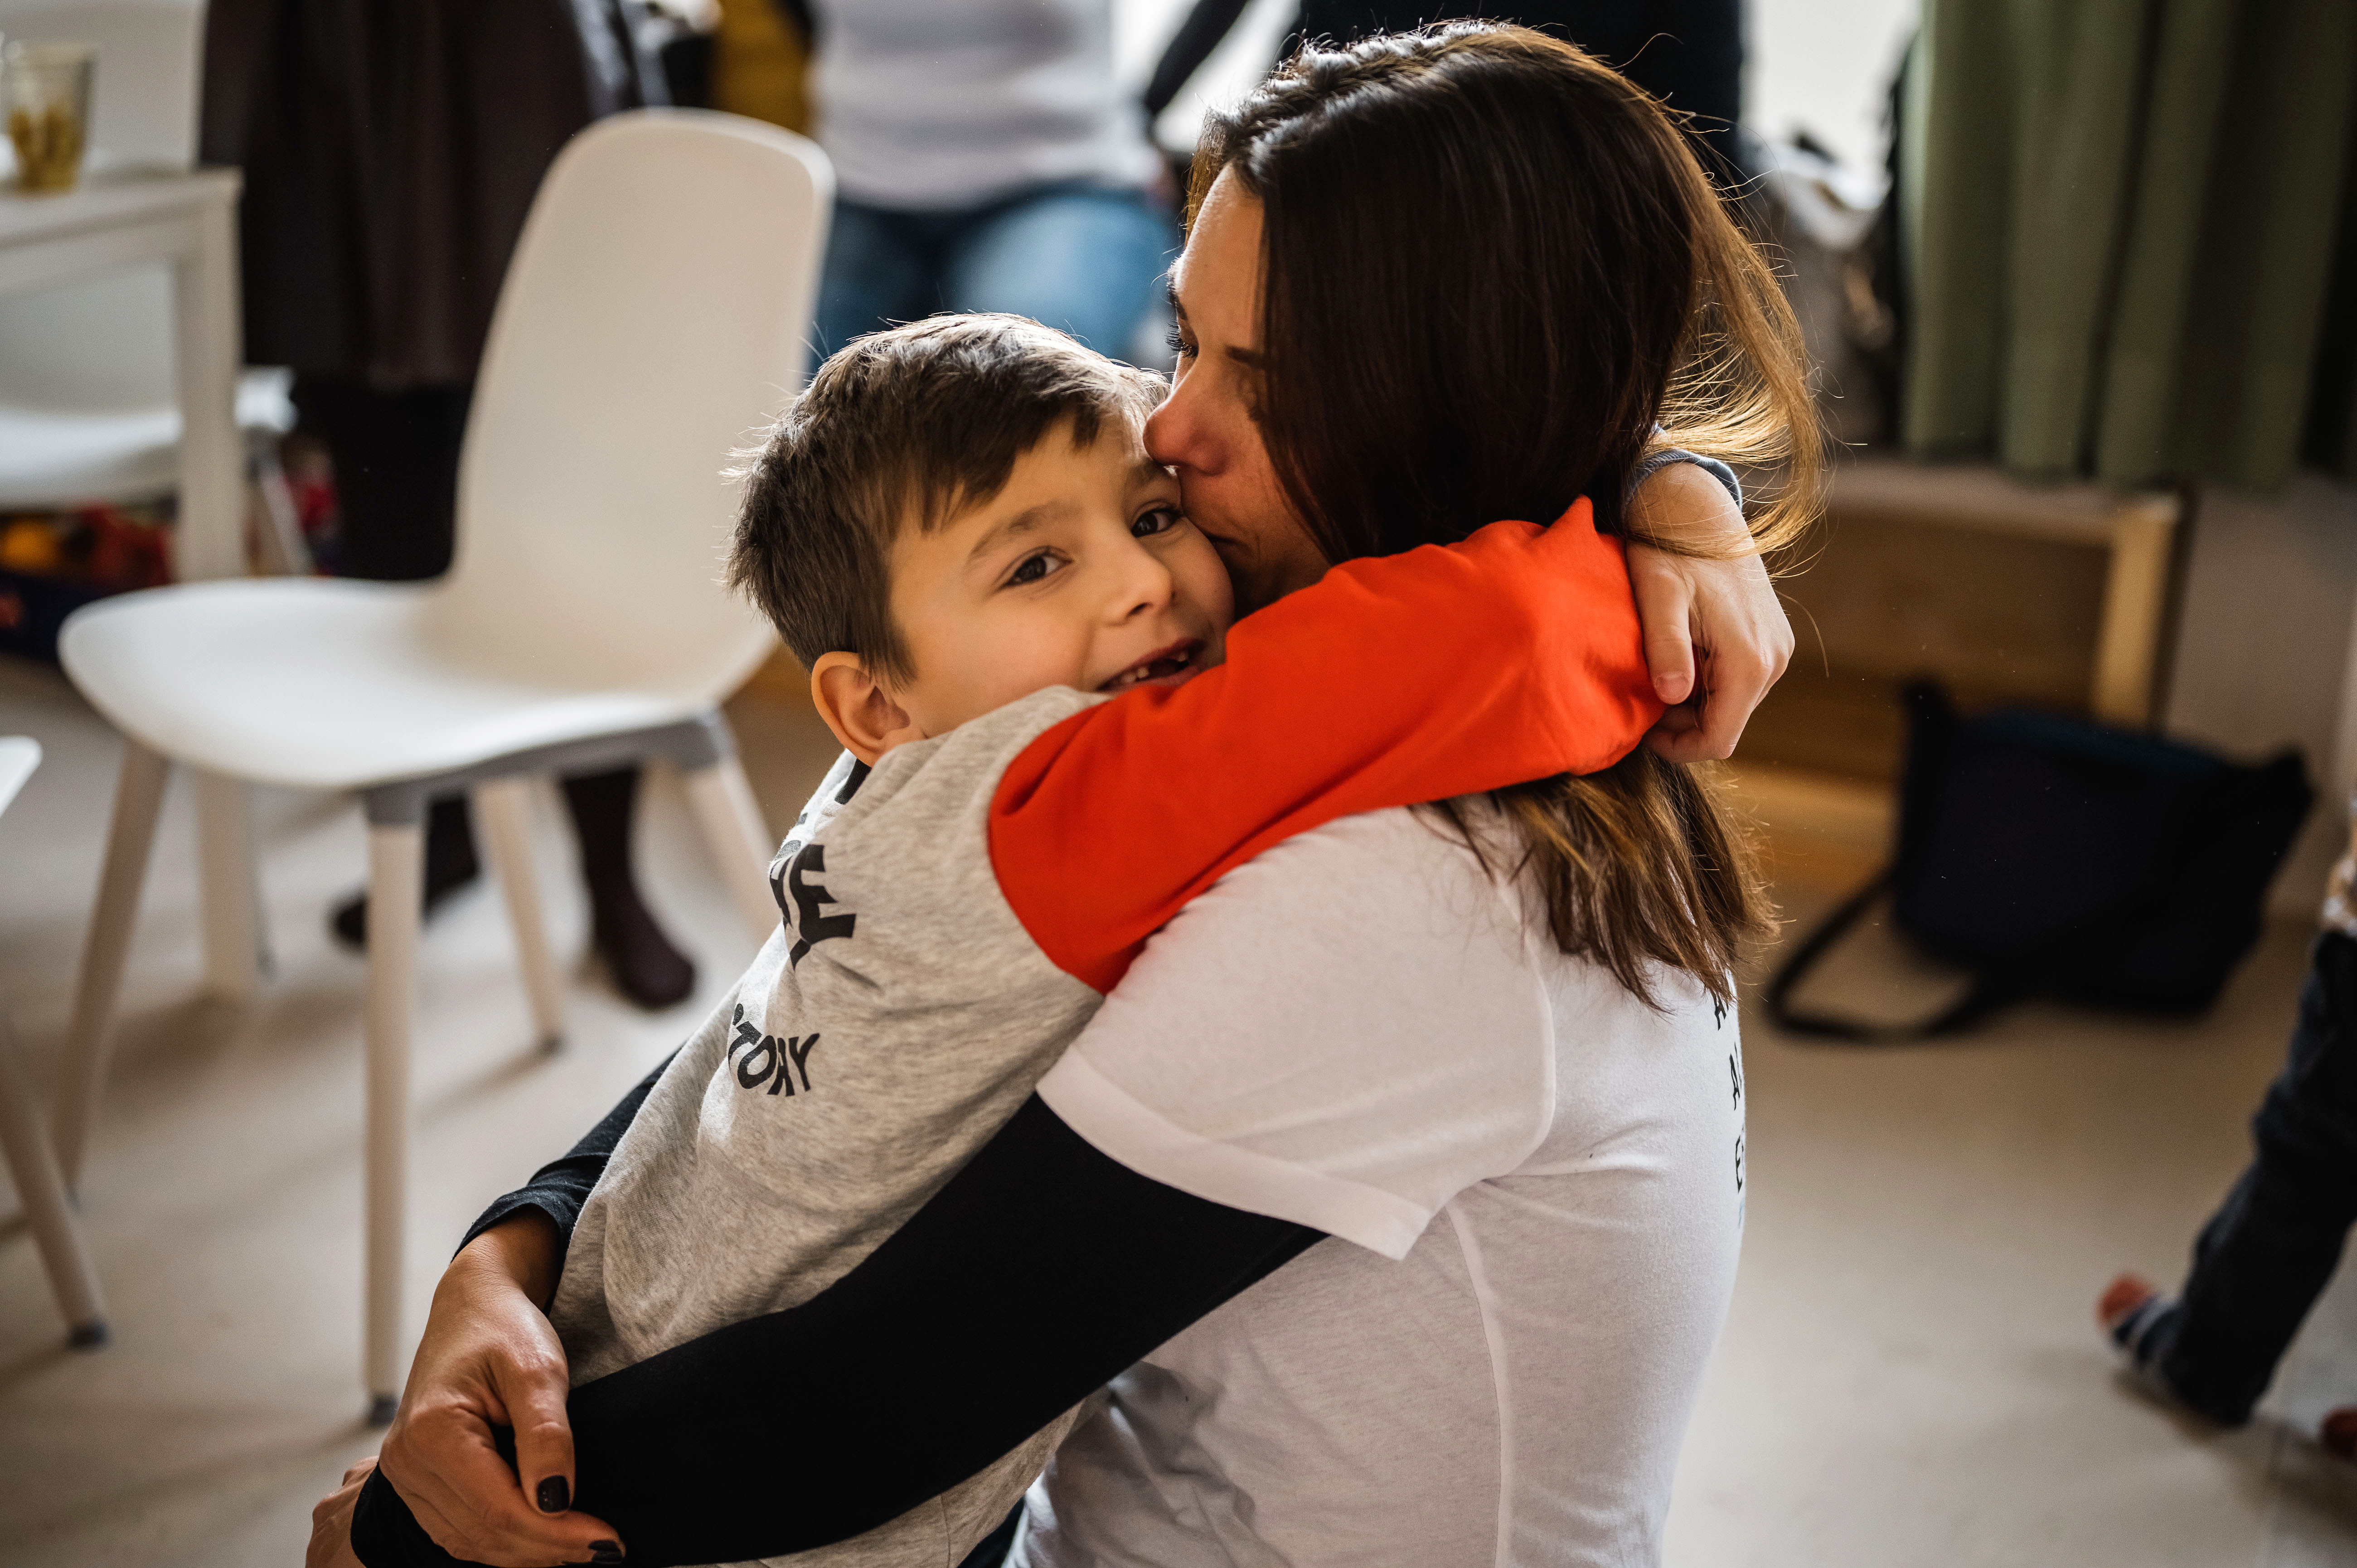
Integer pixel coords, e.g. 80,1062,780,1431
4,41,95,194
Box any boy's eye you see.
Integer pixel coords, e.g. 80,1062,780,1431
1006,551,1063,587
1132,505,1183,538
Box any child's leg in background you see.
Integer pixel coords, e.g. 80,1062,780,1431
2133,932,2357,1424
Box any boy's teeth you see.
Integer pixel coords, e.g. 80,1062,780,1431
1109,647,1192,690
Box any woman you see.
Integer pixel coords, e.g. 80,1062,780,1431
325,25,1814,1568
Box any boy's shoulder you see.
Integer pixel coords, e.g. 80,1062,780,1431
776,685,1106,865
764,684,1109,981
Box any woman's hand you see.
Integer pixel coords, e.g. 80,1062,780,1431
375,1214,623,1566
1625,461,1794,761
307,1457,374,1568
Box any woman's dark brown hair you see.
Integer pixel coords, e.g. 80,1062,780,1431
1190,22,1822,1004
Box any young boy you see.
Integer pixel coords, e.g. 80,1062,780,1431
546,317,1226,1565
411,313,1688,1568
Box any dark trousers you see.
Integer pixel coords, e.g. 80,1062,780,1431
2150,931,2357,1424
290,377,474,581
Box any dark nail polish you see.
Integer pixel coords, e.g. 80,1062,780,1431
590,1542,624,1564
536,1476,570,1514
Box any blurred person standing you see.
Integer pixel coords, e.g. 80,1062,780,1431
794,0,1175,361
198,0,705,1009
1147,0,1743,170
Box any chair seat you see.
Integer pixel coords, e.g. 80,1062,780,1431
0,405,180,508
60,577,729,791
0,373,298,510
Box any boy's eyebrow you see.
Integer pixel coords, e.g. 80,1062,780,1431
964,500,1066,566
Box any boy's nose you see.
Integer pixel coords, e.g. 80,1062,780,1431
1108,541,1176,622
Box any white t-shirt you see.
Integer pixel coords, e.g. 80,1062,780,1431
810,0,1162,210
1013,805,1747,1568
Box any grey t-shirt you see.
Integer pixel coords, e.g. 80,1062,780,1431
551,687,1107,1567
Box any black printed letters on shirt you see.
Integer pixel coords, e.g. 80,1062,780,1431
782,843,856,967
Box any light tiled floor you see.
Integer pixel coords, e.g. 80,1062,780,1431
3,653,2355,1566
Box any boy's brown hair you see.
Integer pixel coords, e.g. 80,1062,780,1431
729,314,1167,685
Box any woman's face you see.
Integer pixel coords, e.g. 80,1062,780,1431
1148,169,1330,615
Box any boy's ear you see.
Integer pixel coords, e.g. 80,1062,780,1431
810,653,926,765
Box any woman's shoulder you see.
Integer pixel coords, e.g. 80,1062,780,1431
1244,802,1732,1026
1196,801,1534,956
1052,803,1561,1260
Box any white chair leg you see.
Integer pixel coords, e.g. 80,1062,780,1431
364,818,422,1426
0,1012,107,1347
193,769,269,1001
473,778,565,1051
682,759,778,940
52,740,170,1189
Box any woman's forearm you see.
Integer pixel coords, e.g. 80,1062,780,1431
354,1096,1323,1567
454,1209,561,1309
456,1052,674,1279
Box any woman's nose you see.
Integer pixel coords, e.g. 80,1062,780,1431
1145,377,1214,475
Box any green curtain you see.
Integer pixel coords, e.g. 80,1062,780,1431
1900,0,2357,492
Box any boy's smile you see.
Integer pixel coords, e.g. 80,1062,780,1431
1100,636,1204,691
810,412,1234,762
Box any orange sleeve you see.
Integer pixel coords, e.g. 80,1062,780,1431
987,498,1663,992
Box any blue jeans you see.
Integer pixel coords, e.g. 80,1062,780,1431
814,183,1177,363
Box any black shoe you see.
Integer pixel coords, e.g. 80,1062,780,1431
590,884,696,1009
562,766,696,1009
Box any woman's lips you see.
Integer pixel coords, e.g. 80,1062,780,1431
1101,638,1203,692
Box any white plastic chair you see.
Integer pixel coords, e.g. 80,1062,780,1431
0,737,109,1348
0,0,296,518
54,109,830,1419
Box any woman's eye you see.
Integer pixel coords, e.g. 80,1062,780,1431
1132,506,1182,538
1007,552,1061,587
1165,324,1196,359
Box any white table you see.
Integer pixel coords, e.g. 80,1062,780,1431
0,166,268,1006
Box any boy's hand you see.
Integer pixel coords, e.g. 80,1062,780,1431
377,1215,622,1566
1624,461,1793,761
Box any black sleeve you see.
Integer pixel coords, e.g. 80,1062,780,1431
352,1095,1325,1568
454,1053,673,1279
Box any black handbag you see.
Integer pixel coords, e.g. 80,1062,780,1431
1765,681,2315,1041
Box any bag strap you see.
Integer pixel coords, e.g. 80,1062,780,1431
1763,868,2032,1044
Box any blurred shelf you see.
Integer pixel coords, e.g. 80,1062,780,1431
1819,455,2182,731
1746,455,2184,786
